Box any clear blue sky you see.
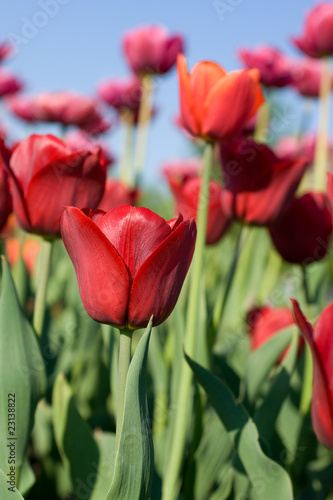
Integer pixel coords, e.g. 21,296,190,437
0,0,327,186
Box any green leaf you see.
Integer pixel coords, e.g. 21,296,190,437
186,354,293,500
0,469,24,500
17,458,35,496
106,319,153,500
0,257,46,486
245,327,294,403
52,373,100,499
90,431,116,500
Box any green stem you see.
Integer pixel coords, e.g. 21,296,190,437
162,142,213,500
115,328,132,449
300,264,313,415
33,239,53,338
254,88,271,143
119,112,134,186
314,57,331,191
133,74,154,187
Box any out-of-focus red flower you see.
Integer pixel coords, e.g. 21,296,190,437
6,92,110,133
65,130,115,169
292,299,333,448
98,76,141,113
247,306,303,361
0,69,23,97
291,58,333,97
292,3,333,58
0,139,12,232
123,25,184,75
238,46,294,88
1,134,106,237
6,237,41,274
0,42,12,63
163,159,231,244
61,205,196,329
97,179,139,212
177,54,264,142
269,192,332,264
273,133,332,166
219,139,307,225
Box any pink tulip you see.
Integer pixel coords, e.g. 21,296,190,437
292,3,333,58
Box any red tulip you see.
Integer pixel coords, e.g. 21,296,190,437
291,58,333,97
269,192,332,264
97,179,139,212
238,46,294,88
97,76,142,113
0,139,12,232
219,139,307,225
177,54,264,142
123,25,184,75
61,205,196,329
292,299,333,448
0,42,12,63
65,130,115,169
292,3,333,58
1,134,106,237
6,92,110,132
0,69,23,97
6,95,35,122
247,306,302,361
164,159,230,244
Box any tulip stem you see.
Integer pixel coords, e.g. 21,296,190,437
33,239,53,338
254,88,271,143
162,142,213,500
115,328,132,449
134,74,154,186
314,57,331,191
300,264,313,416
119,112,134,186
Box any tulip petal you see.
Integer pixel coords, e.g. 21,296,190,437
292,299,333,448
177,54,200,136
203,71,261,140
128,219,196,328
97,205,171,278
61,207,130,328
25,151,105,236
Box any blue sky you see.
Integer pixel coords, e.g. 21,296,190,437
0,0,327,186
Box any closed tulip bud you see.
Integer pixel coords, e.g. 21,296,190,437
61,205,196,330
292,3,333,58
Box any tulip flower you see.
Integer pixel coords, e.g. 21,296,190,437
292,299,333,448
219,139,307,225
238,46,294,88
269,192,332,264
123,25,184,75
97,76,142,115
163,159,231,244
97,179,139,212
291,58,333,97
177,54,264,142
6,92,110,133
0,69,23,98
1,134,106,237
61,205,196,329
6,95,35,122
0,139,12,232
247,306,303,361
65,130,114,169
292,3,333,58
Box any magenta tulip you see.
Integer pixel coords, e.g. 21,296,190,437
292,3,333,58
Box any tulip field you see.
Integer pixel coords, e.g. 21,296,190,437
1,2,333,500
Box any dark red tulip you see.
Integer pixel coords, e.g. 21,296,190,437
61,206,196,329
292,299,333,448
292,3,333,58
65,130,115,169
123,25,184,75
0,139,12,232
97,76,142,114
247,305,303,361
164,159,231,244
1,134,106,237
269,192,332,264
0,42,12,63
291,58,333,97
219,139,307,225
6,92,110,132
97,179,139,212
178,54,264,142
238,46,294,88
0,69,23,97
